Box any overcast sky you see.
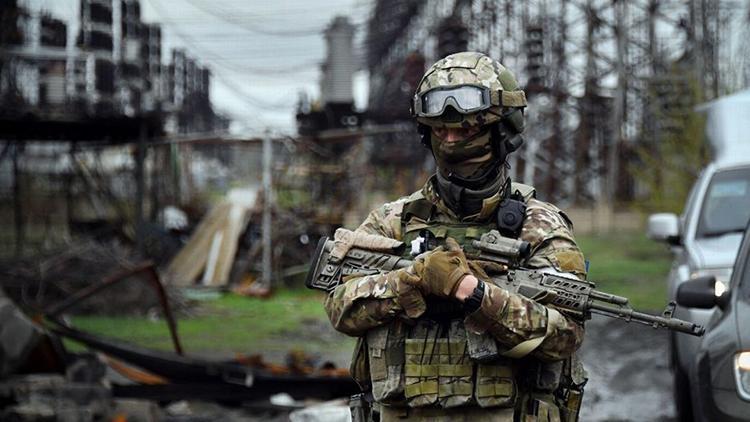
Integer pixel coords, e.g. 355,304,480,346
24,0,371,136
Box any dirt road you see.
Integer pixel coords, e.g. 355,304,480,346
579,314,676,422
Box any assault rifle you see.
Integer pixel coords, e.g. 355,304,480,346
305,229,705,338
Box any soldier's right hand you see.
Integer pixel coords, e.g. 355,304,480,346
408,237,472,299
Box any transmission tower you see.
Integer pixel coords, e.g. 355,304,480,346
364,0,737,205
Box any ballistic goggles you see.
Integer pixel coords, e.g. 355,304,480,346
412,84,527,118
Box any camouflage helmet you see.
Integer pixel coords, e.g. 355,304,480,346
412,52,526,132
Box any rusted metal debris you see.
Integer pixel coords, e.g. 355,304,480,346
47,320,358,403
45,261,184,355
0,258,358,413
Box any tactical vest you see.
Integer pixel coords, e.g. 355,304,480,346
361,183,537,410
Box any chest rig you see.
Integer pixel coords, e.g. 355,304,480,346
361,183,536,410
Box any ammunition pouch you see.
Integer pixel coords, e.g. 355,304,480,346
475,360,517,408
361,317,519,410
404,320,473,408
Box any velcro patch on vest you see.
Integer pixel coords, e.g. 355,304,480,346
475,381,514,398
552,250,586,275
405,380,439,397
438,383,474,397
405,364,440,377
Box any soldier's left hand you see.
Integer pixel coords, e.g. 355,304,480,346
409,237,471,298
468,260,508,280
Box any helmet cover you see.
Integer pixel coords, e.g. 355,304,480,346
414,52,526,131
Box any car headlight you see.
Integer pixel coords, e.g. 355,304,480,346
690,268,732,297
736,352,750,401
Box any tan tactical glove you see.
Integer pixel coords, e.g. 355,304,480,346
409,237,472,298
468,260,508,282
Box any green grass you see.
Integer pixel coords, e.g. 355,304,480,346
577,231,672,310
69,289,355,355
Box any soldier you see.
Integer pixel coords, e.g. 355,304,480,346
324,52,588,421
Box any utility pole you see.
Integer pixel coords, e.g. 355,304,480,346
608,0,627,210
261,129,273,288
12,143,23,257
135,119,146,254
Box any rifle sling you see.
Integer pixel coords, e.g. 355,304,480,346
500,308,563,358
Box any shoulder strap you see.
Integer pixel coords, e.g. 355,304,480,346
400,198,435,224
510,182,536,203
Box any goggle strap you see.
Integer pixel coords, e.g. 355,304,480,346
490,90,501,106
501,90,527,107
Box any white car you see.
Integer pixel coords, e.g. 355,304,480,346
648,159,750,420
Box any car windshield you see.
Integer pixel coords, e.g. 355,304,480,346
696,167,750,238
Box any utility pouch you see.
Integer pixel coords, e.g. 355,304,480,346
366,322,406,404
557,353,587,422
522,394,562,422
559,387,583,422
350,337,370,390
349,393,373,422
534,361,563,392
474,359,516,408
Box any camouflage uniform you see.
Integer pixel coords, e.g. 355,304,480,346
325,51,587,421
325,176,587,421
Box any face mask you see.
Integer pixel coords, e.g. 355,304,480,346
431,128,494,179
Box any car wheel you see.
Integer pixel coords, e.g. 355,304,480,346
673,363,694,422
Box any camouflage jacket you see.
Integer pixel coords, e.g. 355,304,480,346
324,177,586,362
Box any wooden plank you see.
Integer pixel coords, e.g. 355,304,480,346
165,202,231,286
202,230,224,286
208,204,248,286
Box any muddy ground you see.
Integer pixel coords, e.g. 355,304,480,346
579,314,676,422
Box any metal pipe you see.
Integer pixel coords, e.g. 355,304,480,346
262,130,273,288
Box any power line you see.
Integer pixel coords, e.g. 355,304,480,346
209,68,295,111
147,0,323,76
146,0,305,112
212,59,320,71
175,0,371,19
182,0,326,37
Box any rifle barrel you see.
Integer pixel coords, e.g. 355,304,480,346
589,290,629,305
589,302,704,336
